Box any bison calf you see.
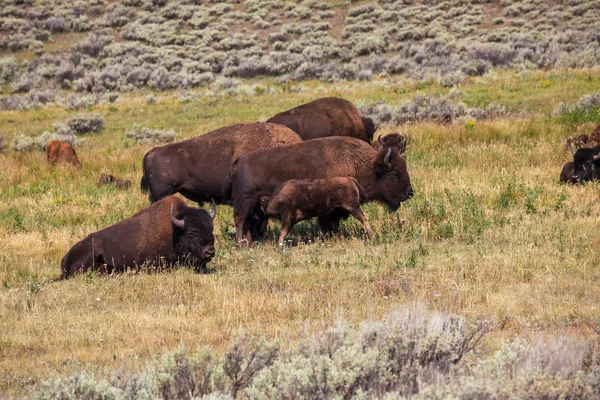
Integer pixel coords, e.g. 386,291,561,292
46,140,82,168
60,196,216,279
260,177,374,245
97,173,132,189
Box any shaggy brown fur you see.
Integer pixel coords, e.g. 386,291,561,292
97,173,132,189
267,97,376,142
260,177,374,245
141,122,301,204
46,140,82,168
60,196,215,278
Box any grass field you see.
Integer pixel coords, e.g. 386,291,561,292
2,68,600,397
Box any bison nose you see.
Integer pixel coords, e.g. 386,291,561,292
407,189,414,199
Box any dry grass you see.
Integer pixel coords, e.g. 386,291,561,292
1,70,600,396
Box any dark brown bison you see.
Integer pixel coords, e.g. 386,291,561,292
59,196,216,279
97,173,131,189
372,133,408,152
227,137,413,245
266,97,376,142
560,162,577,184
260,177,374,245
141,122,301,204
566,144,600,183
46,140,82,168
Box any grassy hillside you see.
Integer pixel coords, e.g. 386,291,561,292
1,68,600,396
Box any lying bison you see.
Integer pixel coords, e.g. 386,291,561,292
565,144,600,183
227,137,413,245
98,173,131,189
59,196,215,279
560,162,577,184
372,133,408,152
260,177,374,245
141,122,301,204
46,140,82,168
267,97,376,142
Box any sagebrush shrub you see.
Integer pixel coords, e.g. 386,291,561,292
125,124,176,144
67,113,105,135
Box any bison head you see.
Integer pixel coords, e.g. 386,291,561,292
560,162,577,184
170,201,216,270
373,147,413,211
361,117,377,143
571,147,600,183
375,133,407,153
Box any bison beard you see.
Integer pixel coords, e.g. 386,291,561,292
59,196,216,279
228,137,413,246
267,97,376,142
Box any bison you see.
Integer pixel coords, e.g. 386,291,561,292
46,140,82,168
227,137,413,245
260,177,374,245
59,196,216,279
567,144,600,183
266,97,376,142
560,162,577,184
140,122,301,204
372,133,408,152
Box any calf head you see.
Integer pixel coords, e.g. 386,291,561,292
373,147,413,211
170,200,216,269
259,195,275,215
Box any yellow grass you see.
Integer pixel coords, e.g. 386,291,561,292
1,70,600,396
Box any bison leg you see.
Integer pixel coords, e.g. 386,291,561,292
318,209,350,239
234,202,256,247
278,214,294,246
347,205,374,239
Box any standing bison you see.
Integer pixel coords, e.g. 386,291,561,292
141,122,301,204
260,177,374,245
267,97,376,142
60,196,215,279
46,140,82,169
227,137,413,245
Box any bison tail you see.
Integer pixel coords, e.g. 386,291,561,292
140,151,151,195
222,172,233,201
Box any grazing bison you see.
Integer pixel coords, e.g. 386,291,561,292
140,122,301,204
59,196,216,279
97,173,131,189
266,97,376,142
227,137,413,245
46,140,82,168
260,177,374,245
372,133,408,152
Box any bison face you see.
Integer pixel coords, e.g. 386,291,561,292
170,203,216,270
560,162,577,184
259,195,273,215
572,160,598,183
374,148,414,211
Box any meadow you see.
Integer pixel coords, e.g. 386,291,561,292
1,67,600,397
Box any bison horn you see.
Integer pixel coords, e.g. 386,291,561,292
400,132,408,153
384,148,392,168
568,142,575,158
209,198,216,219
593,153,600,161
378,135,384,145
170,203,185,229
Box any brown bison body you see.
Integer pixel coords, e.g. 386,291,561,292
46,140,81,168
560,162,578,184
228,137,413,245
372,133,407,152
141,122,301,204
260,177,374,245
98,173,131,189
60,196,215,279
267,97,376,142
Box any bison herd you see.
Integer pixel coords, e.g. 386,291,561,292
55,97,598,279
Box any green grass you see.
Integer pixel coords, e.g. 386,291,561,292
1,68,600,396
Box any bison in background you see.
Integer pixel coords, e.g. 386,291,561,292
260,177,374,245
227,137,413,245
372,133,408,152
59,196,216,279
46,140,82,169
141,122,301,204
98,173,132,189
267,97,377,143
